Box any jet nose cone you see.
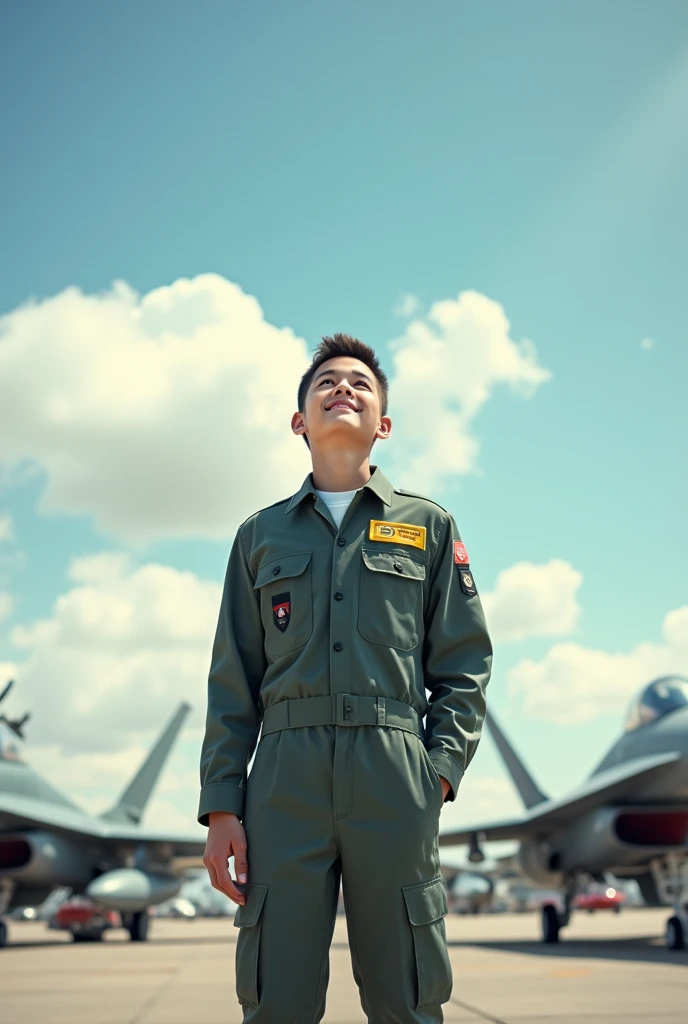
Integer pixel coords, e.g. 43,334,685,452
656,705,688,747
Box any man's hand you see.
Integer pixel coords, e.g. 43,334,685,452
203,811,248,905
438,775,451,802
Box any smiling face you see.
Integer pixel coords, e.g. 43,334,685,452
291,356,392,453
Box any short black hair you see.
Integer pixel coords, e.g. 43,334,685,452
297,333,389,415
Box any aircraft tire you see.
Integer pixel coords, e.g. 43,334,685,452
665,916,685,951
129,910,150,942
542,904,560,943
0,920,7,948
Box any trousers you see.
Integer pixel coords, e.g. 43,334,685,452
233,694,452,1024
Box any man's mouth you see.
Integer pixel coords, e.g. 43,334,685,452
326,400,359,412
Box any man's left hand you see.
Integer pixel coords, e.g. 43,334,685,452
438,775,451,802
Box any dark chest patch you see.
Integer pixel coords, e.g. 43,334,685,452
272,592,291,632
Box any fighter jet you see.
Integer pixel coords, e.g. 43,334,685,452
0,680,206,948
438,675,688,951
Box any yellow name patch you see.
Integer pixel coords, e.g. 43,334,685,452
369,520,426,551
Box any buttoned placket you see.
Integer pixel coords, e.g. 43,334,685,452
306,488,368,820
310,488,366,701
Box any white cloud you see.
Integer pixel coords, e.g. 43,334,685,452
393,293,420,317
0,276,551,542
640,336,654,351
482,559,583,643
0,274,312,544
447,775,522,827
0,512,13,543
508,605,688,724
384,290,551,491
0,592,13,623
0,662,17,688
8,552,221,753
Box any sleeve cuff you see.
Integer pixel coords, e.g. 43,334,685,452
427,749,464,803
197,782,245,827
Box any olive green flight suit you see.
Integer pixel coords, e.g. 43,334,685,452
198,466,492,1023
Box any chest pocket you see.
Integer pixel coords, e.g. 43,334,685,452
358,549,426,651
254,551,313,660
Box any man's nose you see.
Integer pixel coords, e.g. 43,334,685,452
334,382,354,395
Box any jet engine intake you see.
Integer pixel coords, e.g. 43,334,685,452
0,831,93,887
517,840,563,887
543,807,688,874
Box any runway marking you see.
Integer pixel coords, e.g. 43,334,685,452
449,995,508,1024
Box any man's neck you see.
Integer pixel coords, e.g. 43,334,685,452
310,450,373,493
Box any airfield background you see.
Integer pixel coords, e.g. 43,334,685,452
0,0,687,1018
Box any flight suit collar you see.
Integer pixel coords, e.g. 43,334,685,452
285,464,394,514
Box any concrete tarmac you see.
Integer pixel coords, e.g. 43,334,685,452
0,908,685,1024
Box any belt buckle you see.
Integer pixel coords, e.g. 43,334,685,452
336,693,357,726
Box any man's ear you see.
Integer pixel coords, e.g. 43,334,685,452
291,411,307,436
375,415,392,441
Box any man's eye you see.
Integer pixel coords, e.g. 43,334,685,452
319,378,334,386
356,381,371,388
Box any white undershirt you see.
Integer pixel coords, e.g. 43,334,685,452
314,488,360,529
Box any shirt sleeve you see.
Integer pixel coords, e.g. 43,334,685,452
197,527,267,826
422,513,493,803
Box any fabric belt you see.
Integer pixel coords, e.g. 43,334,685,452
261,693,424,740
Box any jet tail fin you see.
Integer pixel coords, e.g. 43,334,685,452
100,702,192,826
486,708,549,809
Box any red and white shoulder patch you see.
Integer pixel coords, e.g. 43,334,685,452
453,541,470,565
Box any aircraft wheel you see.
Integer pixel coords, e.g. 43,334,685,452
0,920,8,948
129,909,150,942
666,916,685,951
542,903,560,943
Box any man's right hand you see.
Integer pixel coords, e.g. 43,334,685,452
203,811,248,905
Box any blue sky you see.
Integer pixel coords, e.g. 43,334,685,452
0,1,687,842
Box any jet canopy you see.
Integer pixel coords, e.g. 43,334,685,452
624,676,688,732
0,720,25,763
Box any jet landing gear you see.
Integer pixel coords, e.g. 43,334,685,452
0,879,14,948
541,875,578,944
651,854,688,951
123,908,151,942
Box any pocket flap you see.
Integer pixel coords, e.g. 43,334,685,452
402,877,447,926
233,883,268,928
254,552,312,589
362,549,426,581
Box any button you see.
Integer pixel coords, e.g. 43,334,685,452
345,704,353,713
333,641,343,652
337,537,346,547
272,566,281,576
334,592,344,601
393,562,403,573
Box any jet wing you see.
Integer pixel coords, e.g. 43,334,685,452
438,816,532,846
0,791,206,856
439,750,682,847
98,821,207,857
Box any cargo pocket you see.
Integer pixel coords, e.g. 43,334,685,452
255,551,313,660
358,548,426,650
402,876,452,1009
233,883,268,1007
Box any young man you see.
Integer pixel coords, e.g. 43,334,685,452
199,334,493,1023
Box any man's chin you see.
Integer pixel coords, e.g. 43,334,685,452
310,421,373,446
